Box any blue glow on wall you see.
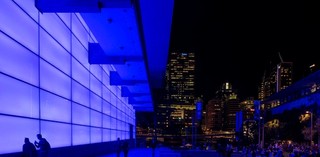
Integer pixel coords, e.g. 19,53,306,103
40,90,72,123
0,74,39,118
90,74,102,96
40,59,71,99
39,28,71,75
90,110,102,127
72,35,90,70
0,32,39,86
0,1,38,53
40,12,71,51
41,121,72,147
72,125,90,145
0,116,39,153
72,57,90,88
71,13,90,49
91,128,102,143
90,92,102,112
72,103,90,125
0,0,136,154
72,80,90,106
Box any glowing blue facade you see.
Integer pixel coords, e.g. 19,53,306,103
0,0,173,155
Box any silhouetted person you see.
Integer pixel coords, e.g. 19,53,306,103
116,138,121,157
122,141,129,157
22,137,37,157
34,134,51,157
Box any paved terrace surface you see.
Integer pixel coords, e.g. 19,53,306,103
97,147,243,157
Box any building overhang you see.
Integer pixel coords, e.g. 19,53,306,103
35,0,174,112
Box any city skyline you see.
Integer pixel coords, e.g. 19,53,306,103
169,1,320,102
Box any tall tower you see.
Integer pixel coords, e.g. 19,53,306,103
157,52,196,135
166,52,195,105
213,81,241,131
258,54,293,101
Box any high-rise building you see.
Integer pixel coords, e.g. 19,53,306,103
205,99,223,133
259,62,293,102
165,52,195,105
157,52,196,135
207,81,240,132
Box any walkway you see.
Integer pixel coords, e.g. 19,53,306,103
97,147,181,157
96,147,244,157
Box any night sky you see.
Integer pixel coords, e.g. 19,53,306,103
169,0,320,102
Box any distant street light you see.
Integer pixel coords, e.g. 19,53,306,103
306,111,313,146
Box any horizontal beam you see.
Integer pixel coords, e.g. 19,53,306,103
35,0,133,13
121,87,149,97
110,71,148,86
35,0,101,13
129,97,151,104
88,43,143,64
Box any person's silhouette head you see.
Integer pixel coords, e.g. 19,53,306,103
24,138,30,143
37,134,42,140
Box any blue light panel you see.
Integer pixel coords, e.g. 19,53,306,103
91,128,102,143
90,92,102,112
0,32,39,86
39,28,71,75
40,12,71,51
0,0,38,53
40,90,71,123
0,74,39,118
72,125,90,145
0,116,38,154
41,121,72,148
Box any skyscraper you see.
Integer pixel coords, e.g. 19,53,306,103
157,52,196,136
165,52,195,105
206,81,240,132
258,61,293,102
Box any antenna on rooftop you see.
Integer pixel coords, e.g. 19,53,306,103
278,51,283,63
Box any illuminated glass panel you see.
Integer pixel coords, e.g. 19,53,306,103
72,80,89,107
90,92,102,112
90,128,102,143
90,65,102,81
40,59,71,99
0,0,38,53
103,115,110,129
14,0,39,21
72,58,89,88
57,13,71,29
102,65,111,76
72,125,90,145
39,28,71,75
90,110,102,127
110,105,116,117
102,100,111,115
40,12,70,51
110,118,116,130
0,74,39,118
102,86,111,102
72,103,89,125
40,90,71,123
0,32,39,86
102,129,110,142
71,35,89,70
90,74,102,96
111,130,117,141
71,14,89,49
41,121,71,148
0,115,39,154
